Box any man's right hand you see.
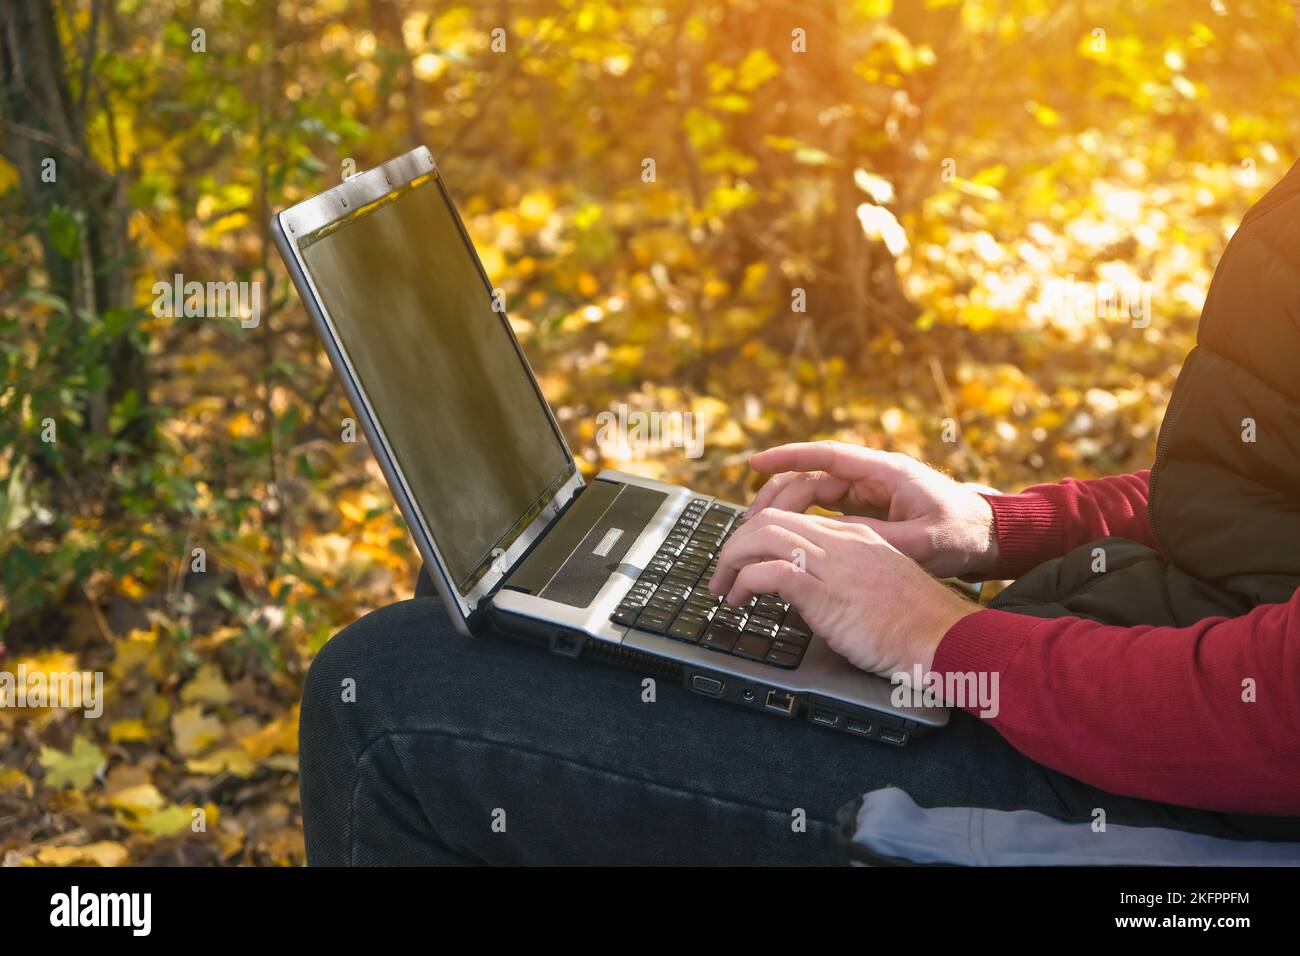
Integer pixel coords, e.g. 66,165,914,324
744,441,1000,579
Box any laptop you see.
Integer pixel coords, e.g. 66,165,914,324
272,146,947,745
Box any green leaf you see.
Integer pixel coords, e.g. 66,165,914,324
39,736,106,791
47,206,80,261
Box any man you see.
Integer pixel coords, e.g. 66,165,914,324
298,152,1300,869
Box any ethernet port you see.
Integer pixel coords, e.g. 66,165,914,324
764,689,796,716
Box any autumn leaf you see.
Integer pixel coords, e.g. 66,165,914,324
34,842,129,868
39,737,106,791
109,718,153,743
186,747,257,778
180,662,233,706
239,704,300,760
171,705,226,758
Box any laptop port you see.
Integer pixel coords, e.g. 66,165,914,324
878,727,907,746
764,690,796,715
742,688,756,702
690,675,724,697
811,708,839,728
845,718,872,736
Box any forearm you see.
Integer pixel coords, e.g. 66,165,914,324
933,600,1300,815
982,470,1156,578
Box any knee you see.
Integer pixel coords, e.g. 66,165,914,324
300,597,456,755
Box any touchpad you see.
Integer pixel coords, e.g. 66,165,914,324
504,481,667,607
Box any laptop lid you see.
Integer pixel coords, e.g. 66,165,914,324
272,147,584,635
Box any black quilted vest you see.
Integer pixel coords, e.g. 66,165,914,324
1148,158,1300,607
997,158,1300,624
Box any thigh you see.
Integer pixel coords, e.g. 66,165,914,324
300,597,1112,864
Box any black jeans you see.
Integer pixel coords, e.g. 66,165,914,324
297,571,1266,865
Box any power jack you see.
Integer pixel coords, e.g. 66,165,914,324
742,688,755,702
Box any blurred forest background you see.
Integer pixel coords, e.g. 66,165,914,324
2,0,1298,865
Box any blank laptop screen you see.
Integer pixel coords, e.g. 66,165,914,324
298,173,573,593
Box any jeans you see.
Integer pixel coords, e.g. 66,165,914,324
298,570,1260,866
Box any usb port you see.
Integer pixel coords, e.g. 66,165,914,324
811,708,838,728
878,728,907,746
764,690,796,716
845,718,872,736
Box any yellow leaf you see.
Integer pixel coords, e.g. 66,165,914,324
518,190,554,225
0,155,19,195
180,662,232,706
109,718,152,743
0,767,34,797
186,747,257,778
117,575,148,599
14,650,78,676
138,804,195,836
34,841,129,867
108,782,167,816
239,704,300,760
171,705,225,758
735,49,780,92
338,497,367,524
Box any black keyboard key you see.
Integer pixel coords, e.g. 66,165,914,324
769,638,806,657
765,648,801,669
714,608,746,629
734,634,771,661
743,618,778,639
701,624,740,652
776,623,810,644
775,625,809,644
685,605,717,624
636,612,673,634
667,616,707,643
611,606,640,627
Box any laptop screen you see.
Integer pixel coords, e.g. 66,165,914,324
297,173,573,593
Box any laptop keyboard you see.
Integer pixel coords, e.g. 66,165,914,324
609,498,812,669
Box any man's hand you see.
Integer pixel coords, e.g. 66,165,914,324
745,441,999,579
707,509,980,679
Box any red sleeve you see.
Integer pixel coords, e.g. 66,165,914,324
982,470,1156,579
933,599,1300,815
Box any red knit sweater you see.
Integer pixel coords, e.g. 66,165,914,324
933,471,1300,816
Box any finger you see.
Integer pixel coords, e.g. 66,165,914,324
727,559,829,609
709,522,822,596
833,514,927,557
750,442,918,497
735,507,877,552
745,471,803,516
766,471,852,514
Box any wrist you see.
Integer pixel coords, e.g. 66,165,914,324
969,494,998,576
909,588,982,675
